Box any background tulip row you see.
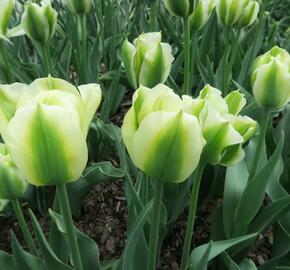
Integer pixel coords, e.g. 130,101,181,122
0,0,290,270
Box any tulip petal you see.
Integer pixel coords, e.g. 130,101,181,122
6,104,88,186
131,111,204,183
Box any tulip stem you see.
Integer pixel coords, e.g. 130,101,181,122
42,43,52,76
147,180,164,270
249,109,271,179
150,1,157,31
11,199,38,256
80,15,88,83
183,16,191,95
0,40,13,83
57,183,83,270
180,162,205,270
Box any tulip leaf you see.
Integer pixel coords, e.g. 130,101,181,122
100,260,119,270
29,210,73,270
233,134,284,236
239,259,257,270
0,251,15,270
49,210,101,270
11,231,45,270
67,161,124,217
118,200,153,270
223,160,248,238
189,233,257,269
220,252,240,270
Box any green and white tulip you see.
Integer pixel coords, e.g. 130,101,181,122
0,76,102,186
238,1,260,28
67,0,93,15
0,0,15,38
122,32,174,89
162,0,194,17
251,46,290,110
122,84,205,183
0,144,28,200
189,0,216,30
21,1,57,44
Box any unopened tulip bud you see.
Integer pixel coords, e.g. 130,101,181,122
122,84,205,183
238,1,260,28
189,0,216,30
0,0,15,37
252,46,290,110
122,32,174,89
0,144,28,200
67,0,92,15
22,1,57,44
162,0,194,17
217,0,249,26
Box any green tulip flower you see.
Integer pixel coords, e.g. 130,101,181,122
22,1,57,44
122,32,174,89
251,46,290,111
238,0,260,28
0,144,28,200
0,0,15,38
162,0,194,17
67,0,93,15
122,84,205,183
0,76,102,186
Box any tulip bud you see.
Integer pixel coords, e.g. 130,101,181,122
189,0,216,30
251,46,290,110
122,32,174,89
0,0,15,36
22,1,57,44
0,144,28,200
217,0,249,26
67,0,92,15
122,84,205,183
162,0,194,17
1,76,102,186
238,1,259,28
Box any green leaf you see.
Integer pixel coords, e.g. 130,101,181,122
189,233,257,269
11,231,45,270
239,259,257,270
223,160,249,238
29,210,72,270
233,135,284,236
0,251,15,270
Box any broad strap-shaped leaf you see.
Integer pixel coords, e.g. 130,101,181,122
0,251,15,270
239,259,257,270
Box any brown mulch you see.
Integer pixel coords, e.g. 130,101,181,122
0,180,273,269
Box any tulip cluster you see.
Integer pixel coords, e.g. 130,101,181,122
122,32,174,89
217,0,260,27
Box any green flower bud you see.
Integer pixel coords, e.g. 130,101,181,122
22,1,57,44
0,0,15,36
122,32,174,89
122,84,205,183
251,46,290,110
1,76,102,186
189,0,216,30
0,144,28,200
162,0,194,17
238,1,260,28
67,0,92,15
217,0,249,26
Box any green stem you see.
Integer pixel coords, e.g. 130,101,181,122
249,109,271,179
150,1,156,31
11,199,38,256
57,183,83,270
42,42,51,75
0,40,13,83
80,14,88,83
189,31,196,93
183,16,191,95
180,163,205,270
147,181,164,270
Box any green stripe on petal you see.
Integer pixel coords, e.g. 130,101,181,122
6,104,88,186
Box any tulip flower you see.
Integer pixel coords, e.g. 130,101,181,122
0,0,15,38
122,32,174,89
189,0,216,30
22,1,57,44
1,76,102,187
0,144,27,200
252,46,290,111
162,0,194,18
238,1,260,28
217,0,249,26
67,0,92,15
